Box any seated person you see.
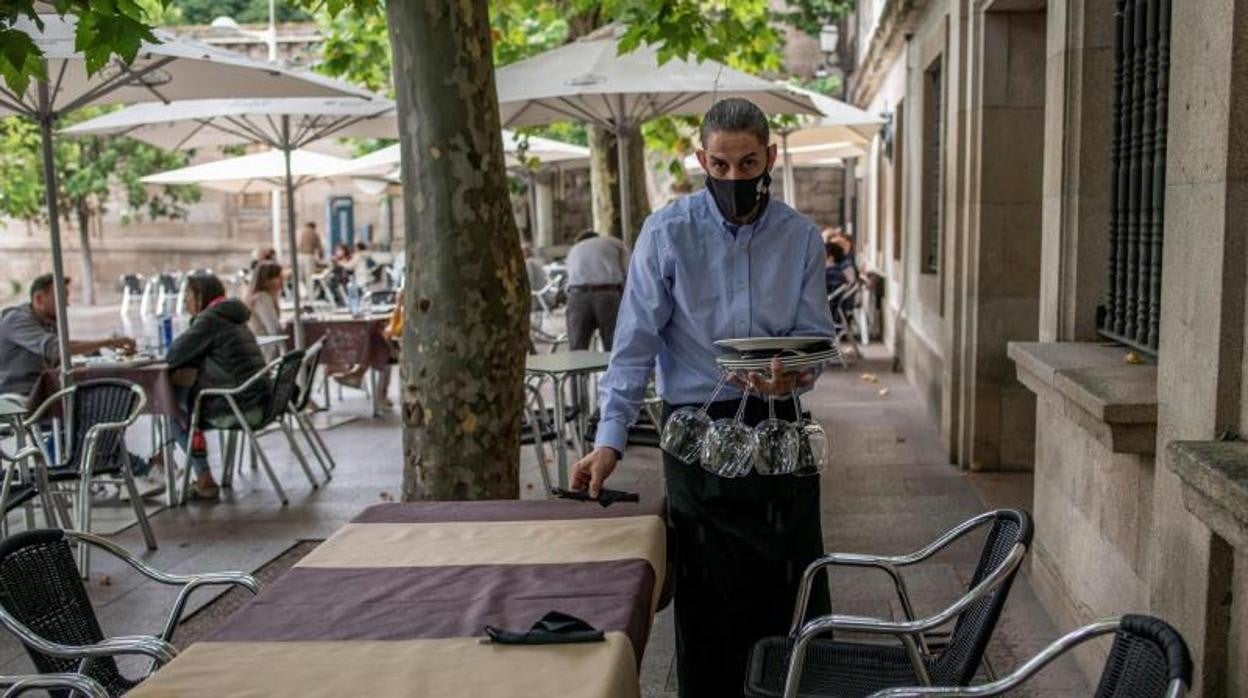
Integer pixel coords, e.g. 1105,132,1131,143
244,262,284,360
0,273,153,475
166,274,273,500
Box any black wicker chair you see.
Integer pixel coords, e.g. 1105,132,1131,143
866,614,1192,697
23,380,155,574
0,444,48,538
745,509,1033,698
0,672,108,697
0,529,258,697
179,350,317,506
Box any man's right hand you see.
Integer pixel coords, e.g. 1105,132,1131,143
570,447,619,498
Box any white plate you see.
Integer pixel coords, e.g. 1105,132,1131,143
716,349,843,372
714,336,834,352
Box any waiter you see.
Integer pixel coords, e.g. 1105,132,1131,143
571,98,836,697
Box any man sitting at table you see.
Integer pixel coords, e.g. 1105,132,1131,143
0,273,136,399
0,273,156,477
166,273,272,500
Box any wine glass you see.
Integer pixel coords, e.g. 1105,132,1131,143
754,392,800,475
790,390,829,477
660,373,729,465
701,385,757,478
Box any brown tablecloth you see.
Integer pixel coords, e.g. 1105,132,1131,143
131,498,668,698
32,363,180,417
290,317,392,370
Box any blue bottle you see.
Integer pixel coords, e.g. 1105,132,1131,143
159,314,173,353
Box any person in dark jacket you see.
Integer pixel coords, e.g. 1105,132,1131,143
166,274,272,500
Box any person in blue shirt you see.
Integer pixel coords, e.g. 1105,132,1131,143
571,98,836,697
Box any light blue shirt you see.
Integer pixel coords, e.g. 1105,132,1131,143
595,189,836,454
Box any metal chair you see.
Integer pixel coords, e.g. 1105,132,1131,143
287,338,335,480
117,274,144,317
827,281,861,364
745,509,1034,698
179,350,318,506
0,529,258,697
154,273,180,316
0,443,48,538
867,614,1192,698
0,672,108,697
22,381,156,574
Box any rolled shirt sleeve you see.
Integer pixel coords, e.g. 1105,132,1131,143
595,223,672,454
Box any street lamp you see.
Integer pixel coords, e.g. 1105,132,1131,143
212,2,283,255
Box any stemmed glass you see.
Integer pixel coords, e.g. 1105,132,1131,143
790,390,829,477
754,390,801,475
660,372,729,465
701,382,758,478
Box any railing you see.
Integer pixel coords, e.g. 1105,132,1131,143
1100,0,1171,354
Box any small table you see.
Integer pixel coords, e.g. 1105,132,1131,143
524,351,611,487
288,316,392,417
129,498,668,698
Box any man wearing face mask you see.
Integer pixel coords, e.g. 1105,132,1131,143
570,98,836,697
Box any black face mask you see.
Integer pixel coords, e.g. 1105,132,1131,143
706,171,772,223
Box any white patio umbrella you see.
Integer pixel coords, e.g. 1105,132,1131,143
327,130,590,181
140,149,351,192
0,13,368,377
64,96,396,347
495,25,819,243
774,85,884,206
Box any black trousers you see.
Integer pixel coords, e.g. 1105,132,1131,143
566,288,622,351
663,397,830,698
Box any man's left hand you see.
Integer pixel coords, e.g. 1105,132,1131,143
733,357,817,397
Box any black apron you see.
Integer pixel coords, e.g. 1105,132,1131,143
663,396,830,698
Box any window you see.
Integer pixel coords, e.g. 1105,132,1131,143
920,57,943,275
892,100,904,262
1099,0,1171,353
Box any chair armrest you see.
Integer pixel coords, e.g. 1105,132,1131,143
1,672,109,698
0,604,176,667
189,356,282,419
864,619,1124,697
789,511,1004,635
22,387,75,427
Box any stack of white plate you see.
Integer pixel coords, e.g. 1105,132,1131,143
713,336,842,372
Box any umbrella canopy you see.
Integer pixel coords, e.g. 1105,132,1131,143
141,149,351,193
0,13,370,383
495,26,818,242
772,85,883,206
328,130,589,180
65,95,395,348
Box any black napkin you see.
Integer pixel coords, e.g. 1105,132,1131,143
550,487,640,507
484,611,605,645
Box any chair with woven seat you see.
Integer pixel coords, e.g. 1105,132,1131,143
22,380,156,574
0,672,109,697
179,350,318,506
866,614,1191,697
0,529,258,697
745,509,1033,698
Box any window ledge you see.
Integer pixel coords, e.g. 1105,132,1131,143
1008,342,1158,454
1169,441,1248,550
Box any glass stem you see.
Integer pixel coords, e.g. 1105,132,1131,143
698,372,730,414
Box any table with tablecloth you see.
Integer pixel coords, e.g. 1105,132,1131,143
131,498,668,698
289,315,392,370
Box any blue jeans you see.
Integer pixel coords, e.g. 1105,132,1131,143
170,386,211,479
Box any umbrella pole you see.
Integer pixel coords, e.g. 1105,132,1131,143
782,131,796,208
282,118,305,349
36,80,73,385
615,123,633,247
271,187,283,258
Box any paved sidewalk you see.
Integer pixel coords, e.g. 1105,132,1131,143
0,318,1088,693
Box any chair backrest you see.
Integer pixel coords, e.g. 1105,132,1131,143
0,529,126,688
292,340,325,411
119,274,144,294
928,509,1033,685
58,380,143,473
157,272,179,293
1095,615,1192,697
261,350,306,424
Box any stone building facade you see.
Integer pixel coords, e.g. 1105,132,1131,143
849,0,1248,693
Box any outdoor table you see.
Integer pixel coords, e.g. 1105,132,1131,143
32,361,182,506
288,314,392,417
525,351,611,487
131,498,669,698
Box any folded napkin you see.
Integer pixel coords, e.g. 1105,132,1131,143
484,611,605,645
550,487,640,507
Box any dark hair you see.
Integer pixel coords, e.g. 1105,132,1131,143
249,262,283,298
355,241,368,251
576,230,598,242
304,221,316,229
185,273,226,309
29,273,60,300
700,98,770,148
825,241,845,264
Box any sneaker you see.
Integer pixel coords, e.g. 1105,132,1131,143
186,481,220,501
333,372,365,389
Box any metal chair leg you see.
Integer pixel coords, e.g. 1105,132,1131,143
294,412,333,480
523,403,555,496
237,423,287,506
75,476,91,577
120,468,158,552
279,417,319,489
